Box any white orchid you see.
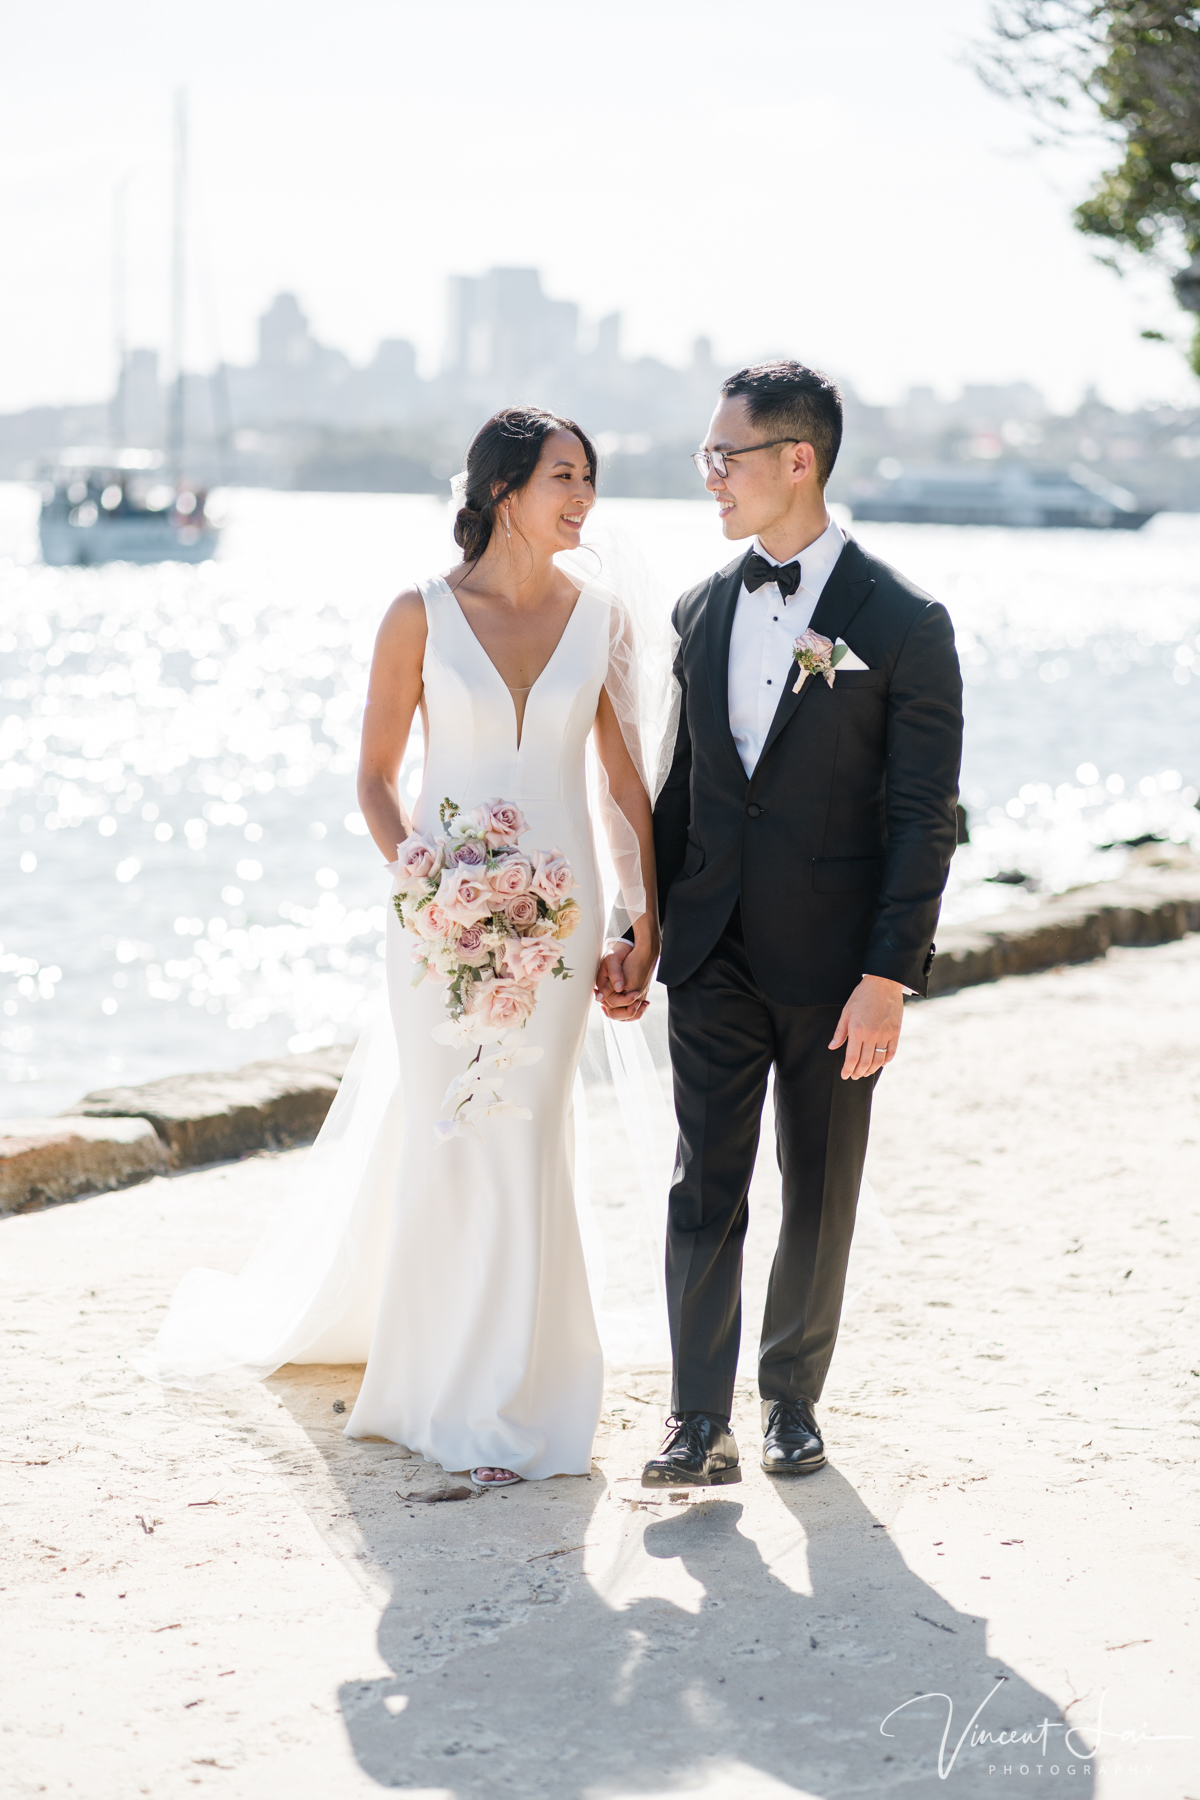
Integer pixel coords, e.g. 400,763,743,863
433,1016,483,1049
476,1042,544,1075
433,1114,476,1144
439,1067,501,1112
431,1095,531,1144
476,1100,532,1124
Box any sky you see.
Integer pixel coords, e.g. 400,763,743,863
2,0,1197,417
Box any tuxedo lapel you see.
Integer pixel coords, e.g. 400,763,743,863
754,536,876,770
703,552,753,786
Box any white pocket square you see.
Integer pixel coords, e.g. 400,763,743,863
834,638,870,671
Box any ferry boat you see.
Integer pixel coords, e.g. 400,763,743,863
37,448,219,566
848,463,1155,530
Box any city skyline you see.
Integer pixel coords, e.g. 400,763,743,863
3,0,1199,422
5,264,1197,513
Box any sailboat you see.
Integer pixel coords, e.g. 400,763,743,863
37,449,219,566
37,93,221,568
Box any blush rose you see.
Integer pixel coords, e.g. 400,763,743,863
447,836,488,869
455,924,494,968
488,853,533,899
436,865,494,925
467,976,538,1031
503,892,541,932
478,799,529,848
502,937,562,983
530,849,575,907
395,832,444,890
412,898,460,943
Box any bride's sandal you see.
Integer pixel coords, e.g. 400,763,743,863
471,1467,522,1487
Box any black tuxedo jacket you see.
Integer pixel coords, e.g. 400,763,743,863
653,534,963,1005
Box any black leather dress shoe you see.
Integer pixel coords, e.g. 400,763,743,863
641,1413,741,1487
761,1398,825,1475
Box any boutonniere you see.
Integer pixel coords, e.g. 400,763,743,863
791,628,849,694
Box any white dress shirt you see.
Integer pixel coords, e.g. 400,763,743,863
727,515,846,776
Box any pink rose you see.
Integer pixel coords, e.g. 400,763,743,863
447,836,488,869
477,799,529,848
395,832,444,890
467,976,538,1031
412,898,459,942
488,853,533,899
502,936,562,984
436,865,494,926
503,892,540,932
455,923,494,968
530,848,575,907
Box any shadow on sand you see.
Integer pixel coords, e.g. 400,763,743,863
267,1369,1093,1798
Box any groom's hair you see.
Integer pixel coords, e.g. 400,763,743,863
720,361,843,487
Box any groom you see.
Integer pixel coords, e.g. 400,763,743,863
601,361,962,1485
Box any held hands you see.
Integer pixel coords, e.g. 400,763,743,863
597,945,904,1058
594,932,659,1023
829,974,905,1079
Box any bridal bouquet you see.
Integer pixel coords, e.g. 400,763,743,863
392,797,580,1142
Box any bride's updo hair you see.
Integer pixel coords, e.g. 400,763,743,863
454,406,598,563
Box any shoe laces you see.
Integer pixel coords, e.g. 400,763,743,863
659,1414,707,1457
768,1399,815,1434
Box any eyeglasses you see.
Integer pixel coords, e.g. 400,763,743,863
691,438,800,479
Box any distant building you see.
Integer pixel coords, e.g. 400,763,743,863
445,268,578,386
113,347,162,446
2,269,1198,509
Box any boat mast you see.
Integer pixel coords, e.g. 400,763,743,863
109,177,128,448
167,89,187,481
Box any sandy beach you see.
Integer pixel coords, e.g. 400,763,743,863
3,937,1198,1798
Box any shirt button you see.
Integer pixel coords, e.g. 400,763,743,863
766,679,772,686
773,616,778,621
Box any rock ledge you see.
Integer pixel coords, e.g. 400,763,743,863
929,870,1200,998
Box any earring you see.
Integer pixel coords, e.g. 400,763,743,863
504,506,511,540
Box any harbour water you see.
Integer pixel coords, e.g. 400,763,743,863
3,482,1199,1116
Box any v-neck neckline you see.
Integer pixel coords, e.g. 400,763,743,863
436,575,586,752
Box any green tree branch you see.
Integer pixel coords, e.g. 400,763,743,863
980,3,1200,369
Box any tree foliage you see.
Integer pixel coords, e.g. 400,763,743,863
981,4,1200,366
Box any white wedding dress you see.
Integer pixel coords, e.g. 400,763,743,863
343,574,612,1477
141,565,672,1481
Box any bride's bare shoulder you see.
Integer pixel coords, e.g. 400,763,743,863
374,582,432,657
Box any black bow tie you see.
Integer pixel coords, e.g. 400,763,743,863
744,552,801,598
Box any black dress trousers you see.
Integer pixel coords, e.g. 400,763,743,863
665,903,878,1420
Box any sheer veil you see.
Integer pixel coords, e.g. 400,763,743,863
138,513,681,1390
557,521,682,1363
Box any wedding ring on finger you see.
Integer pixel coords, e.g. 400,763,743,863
873,1046,887,1056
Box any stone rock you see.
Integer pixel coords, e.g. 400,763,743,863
410,1485,474,1504
929,874,1200,998
0,1116,169,1215
70,1043,355,1170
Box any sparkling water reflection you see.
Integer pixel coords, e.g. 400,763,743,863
2,484,1199,1114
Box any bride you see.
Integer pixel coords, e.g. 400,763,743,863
141,406,663,1490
